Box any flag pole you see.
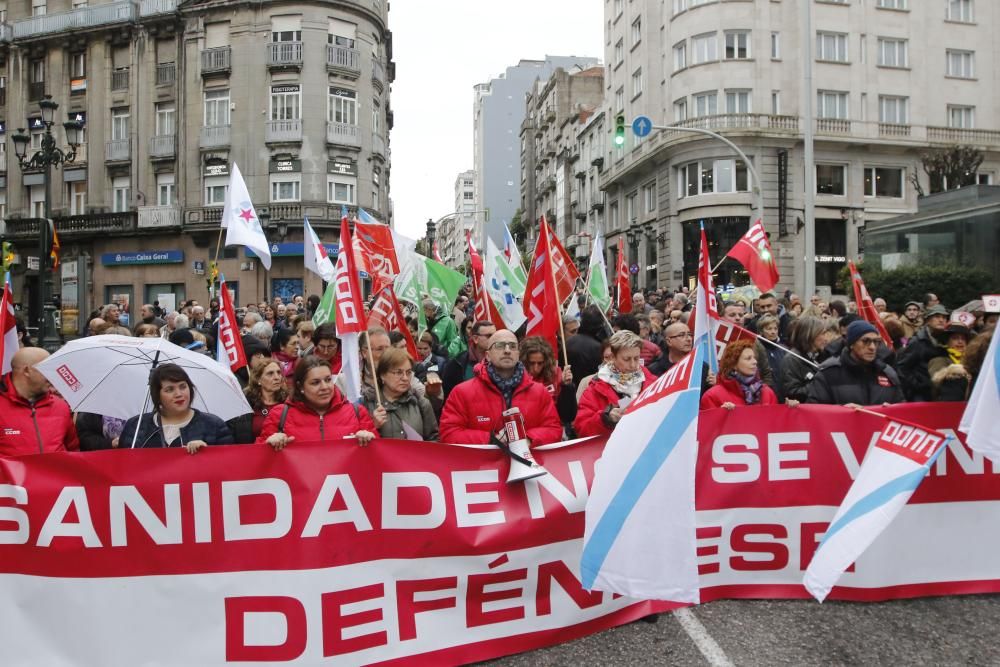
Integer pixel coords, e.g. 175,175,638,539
544,221,570,367
754,335,819,368
210,227,225,297
365,339,383,406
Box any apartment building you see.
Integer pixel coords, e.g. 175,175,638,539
0,0,392,329
473,55,599,247
601,0,1000,293
519,65,603,265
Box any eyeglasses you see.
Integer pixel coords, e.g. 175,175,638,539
315,343,338,352
386,368,414,378
857,337,882,347
668,332,693,340
490,341,518,351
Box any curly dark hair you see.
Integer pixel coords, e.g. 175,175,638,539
519,336,557,384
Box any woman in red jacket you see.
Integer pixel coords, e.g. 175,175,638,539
574,331,655,437
701,338,784,410
256,356,377,449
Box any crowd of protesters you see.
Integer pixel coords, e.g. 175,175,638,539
0,282,996,458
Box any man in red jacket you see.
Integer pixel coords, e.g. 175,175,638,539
439,330,562,446
0,348,79,457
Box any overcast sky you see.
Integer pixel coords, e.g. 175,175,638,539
388,2,604,240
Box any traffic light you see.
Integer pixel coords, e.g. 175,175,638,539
614,114,626,146
2,242,14,272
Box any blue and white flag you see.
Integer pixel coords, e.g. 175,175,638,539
580,346,703,602
357,207,378,225
960,329,1000,465
804,417,950,602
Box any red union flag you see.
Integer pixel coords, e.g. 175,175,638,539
615,236,632,314
368,286,419,360
215,277,247,373
335,218,368,337
725,219,779,293
467,230,504,329
1,281,17,375
541,216,581,304
712,319,757,361
353,220,400,293
522,219,560,350
848,260,893,349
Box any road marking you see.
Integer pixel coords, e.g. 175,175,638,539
672,607,734,667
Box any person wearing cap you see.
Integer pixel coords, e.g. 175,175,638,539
806,321,904,406
899,301,924,341
928,321,976,401
896,304,950,402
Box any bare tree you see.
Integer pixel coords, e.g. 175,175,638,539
921,145,984,194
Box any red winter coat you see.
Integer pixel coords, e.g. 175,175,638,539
573,368,656,438
439,362,563,446
0,377,79,457
700,376,778,410
255,388,376,444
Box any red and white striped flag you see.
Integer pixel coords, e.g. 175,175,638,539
1,281,17,375
848,261,893,349
368,286,419,361
522,219,561,351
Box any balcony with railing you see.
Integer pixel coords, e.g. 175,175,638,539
199,124,230,148
105,138,130,161
327,45,360,76
927,126,1000,146
265,119,303,143
372,133,386,158
327,121,360,147
878,123,911,138
139,0,177,17
201,47,231,75
149,134,175,159
111,68,129,91
4,212,137,239
155,62,176,86
372,60,385,91
0,23,11,42
13,0,134,40
267,41,303,69
816,118,853,135
138,205,180,229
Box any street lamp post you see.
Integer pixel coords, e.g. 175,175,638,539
11,95,83,352
425,218,437,258
625,225,640,290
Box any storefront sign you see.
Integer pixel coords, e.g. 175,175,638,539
246,242,337,258
328,159,357,176
204,163,228,177
816,255,847,263
101,250,184,266
70,78,87,93
269,159,301,173
192,260,205,276
271,84,300,94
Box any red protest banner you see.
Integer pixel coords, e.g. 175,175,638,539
1,403,997,664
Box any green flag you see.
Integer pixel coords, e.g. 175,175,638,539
312,280,336,326
394,255,467,331
586,229,611,313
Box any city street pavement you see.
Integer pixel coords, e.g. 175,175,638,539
483,594,1000,666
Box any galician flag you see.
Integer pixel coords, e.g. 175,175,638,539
581,344,703,601
692,223,719,374
586,229,611,313
303,216,335,283
485,237,527,330
960,329,1000,466
804,416,950,602
222,163,271,270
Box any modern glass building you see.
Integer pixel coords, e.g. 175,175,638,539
864,185,1000,282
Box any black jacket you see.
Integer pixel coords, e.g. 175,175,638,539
441,350,479,397
119,409,235,449
414,353,447,384
896,327,949,402
781,351,821,402
566,332,604,383
75,412,117,451
806,349,905,406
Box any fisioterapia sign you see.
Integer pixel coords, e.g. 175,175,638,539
1,403,998,665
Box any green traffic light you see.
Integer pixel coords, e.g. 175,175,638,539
614,132,626,146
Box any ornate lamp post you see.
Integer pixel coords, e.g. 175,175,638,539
11,95,83,351
625,225,640,290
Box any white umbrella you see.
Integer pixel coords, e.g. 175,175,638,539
36,335,252,422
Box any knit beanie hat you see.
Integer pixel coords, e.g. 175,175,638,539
846,320,878,346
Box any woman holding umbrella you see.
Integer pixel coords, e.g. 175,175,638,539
119,363,234,452
256,355,377,450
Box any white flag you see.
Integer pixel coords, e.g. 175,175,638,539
303,217,335,283
960,330,1000,466
222,163,271,270
484,237,527,331
580,347,702,602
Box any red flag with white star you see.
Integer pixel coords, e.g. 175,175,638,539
725,219,779,293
